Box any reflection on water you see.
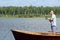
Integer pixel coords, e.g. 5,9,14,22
0,18,60,40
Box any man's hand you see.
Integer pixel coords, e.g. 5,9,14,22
48,18,53,22
48,18,51,20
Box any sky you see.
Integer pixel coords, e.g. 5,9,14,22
0,0,60,6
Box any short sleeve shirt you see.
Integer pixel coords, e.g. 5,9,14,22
51,14,56,26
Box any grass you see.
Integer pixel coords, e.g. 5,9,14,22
0,14,60,18
56,15,60,18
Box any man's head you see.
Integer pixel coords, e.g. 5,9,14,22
49,10,54,15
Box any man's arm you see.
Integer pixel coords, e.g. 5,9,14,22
48,18,53,22
48,18,53,20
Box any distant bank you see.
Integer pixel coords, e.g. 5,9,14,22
0,6,60,18
0,14,60,18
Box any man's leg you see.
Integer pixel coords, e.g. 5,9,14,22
51,25,56,35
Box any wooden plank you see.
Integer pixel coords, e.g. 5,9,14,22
11,30,60,40
11,30,60,36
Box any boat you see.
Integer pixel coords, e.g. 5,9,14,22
11,30,60,40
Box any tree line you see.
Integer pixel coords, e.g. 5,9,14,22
0,6,60,15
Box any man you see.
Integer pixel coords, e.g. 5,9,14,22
48,10,56,35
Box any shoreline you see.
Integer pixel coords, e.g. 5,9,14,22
0,14,60,18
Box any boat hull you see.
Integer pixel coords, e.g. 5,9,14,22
11,30,60,40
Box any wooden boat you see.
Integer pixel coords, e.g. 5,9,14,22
11,30,60,40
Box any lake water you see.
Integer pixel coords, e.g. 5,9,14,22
0,18,60,40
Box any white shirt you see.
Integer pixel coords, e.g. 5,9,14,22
51,14,56,26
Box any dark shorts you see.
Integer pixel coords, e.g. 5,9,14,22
51,25,56,32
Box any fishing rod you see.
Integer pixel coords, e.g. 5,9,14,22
45,15,53,22
45,15,48,20
45,15,53,28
